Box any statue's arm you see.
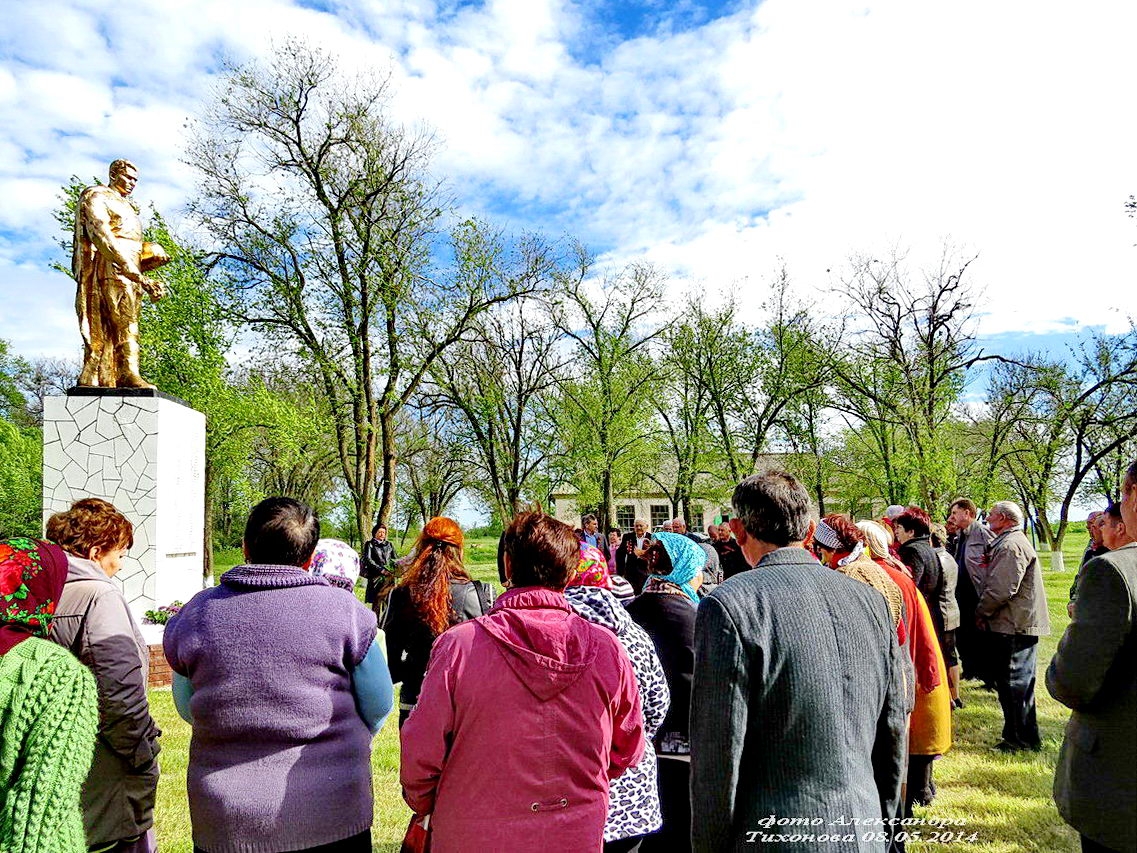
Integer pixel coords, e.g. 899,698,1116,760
80,191,145,284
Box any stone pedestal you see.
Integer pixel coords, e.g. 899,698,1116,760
43,390,206,618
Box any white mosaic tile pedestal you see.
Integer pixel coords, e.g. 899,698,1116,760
43,391,206,619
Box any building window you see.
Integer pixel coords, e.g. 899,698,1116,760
690,508,704,532
616,505,635,532
650,505,670,529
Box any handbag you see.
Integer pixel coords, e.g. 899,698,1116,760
400,813,431,853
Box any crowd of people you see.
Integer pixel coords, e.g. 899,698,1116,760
1,464,1134,853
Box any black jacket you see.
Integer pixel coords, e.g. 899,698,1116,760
899,535,945,635
627,591,696,754
381,580,493,706
360,539,397,604
615,532,653,595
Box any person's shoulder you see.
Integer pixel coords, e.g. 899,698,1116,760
2,637,93,688
1086,546,1137,583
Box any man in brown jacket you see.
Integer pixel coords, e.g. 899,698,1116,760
979,500,1050,752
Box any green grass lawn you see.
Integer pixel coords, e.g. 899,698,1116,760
153,532,1088,851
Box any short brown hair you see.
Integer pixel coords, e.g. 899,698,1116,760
503,512,579,589
949,498,977,516
47,498,134,559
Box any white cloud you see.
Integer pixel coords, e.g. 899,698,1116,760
2,0,1136,359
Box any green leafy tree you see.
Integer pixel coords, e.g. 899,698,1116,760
424,297,565,525
988,328,1137,569
187,41,551,539
550,255,668,527
0,340,40,538
828,247,991,512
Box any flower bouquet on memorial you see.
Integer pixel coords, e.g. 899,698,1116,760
144,601,183,625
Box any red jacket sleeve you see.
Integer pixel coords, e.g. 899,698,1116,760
399,631,460,815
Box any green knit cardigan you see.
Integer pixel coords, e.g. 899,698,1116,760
0,637,98,853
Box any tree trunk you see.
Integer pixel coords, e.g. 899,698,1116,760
203,460,215,585
601,469,614,529
375,414,398,532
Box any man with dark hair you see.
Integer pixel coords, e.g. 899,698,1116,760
690,472,907,851
360,521,399,615
947,497,995,686
981,501,1050,752
242,496,320,566
580,513,611,562
1099,504,1132,551
1048,461,1137,853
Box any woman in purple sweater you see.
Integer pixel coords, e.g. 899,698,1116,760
164,498,393,853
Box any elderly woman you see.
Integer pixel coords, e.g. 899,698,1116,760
309,538,362,592
566,545,670,852
626,531,703,852
400,512,644,852
1,538,98,853
47,498,162,853
811,514,906,638
164,497,393,853
859,519,953,818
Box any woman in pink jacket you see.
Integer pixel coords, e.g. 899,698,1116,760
400,512,645,852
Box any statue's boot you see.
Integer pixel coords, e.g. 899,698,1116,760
115,339,155,390
77,344,102,387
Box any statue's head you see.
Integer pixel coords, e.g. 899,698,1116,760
108,159,139,196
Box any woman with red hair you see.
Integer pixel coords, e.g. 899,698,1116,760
382,517,494,726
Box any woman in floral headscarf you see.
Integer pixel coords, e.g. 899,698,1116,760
565,544,670,851
626,532,704,852
310,538,362,592
0,538,98,853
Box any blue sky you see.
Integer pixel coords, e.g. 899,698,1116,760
1,0,1135,373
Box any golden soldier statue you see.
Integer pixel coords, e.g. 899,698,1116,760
73,159,169,388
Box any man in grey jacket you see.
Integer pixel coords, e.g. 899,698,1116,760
690,471,908,852
947,498,995,687
1047,461,1137,853
980,500,1050,752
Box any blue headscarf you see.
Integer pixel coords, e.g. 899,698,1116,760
652,532,704,604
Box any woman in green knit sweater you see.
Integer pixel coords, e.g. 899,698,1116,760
0,538,98,853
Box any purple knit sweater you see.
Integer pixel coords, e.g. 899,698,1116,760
163,564,377,853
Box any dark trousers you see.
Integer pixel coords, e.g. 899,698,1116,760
195,830,370,853
905,754,936,813
1082,835,1122,853
990,633,1041,749
955,575,993,684
641,758,690,852
605,836,644,852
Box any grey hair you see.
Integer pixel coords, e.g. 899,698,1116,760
635,518,648,526
990,501,1024,526
731,471,813,546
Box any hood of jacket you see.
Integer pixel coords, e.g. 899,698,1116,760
563,585,632,639
477,586,598,703
64,552,115,585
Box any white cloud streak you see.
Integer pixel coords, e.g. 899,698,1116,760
2,0,1135,359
